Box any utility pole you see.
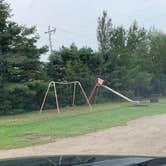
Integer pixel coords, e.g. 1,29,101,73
45,26,56,53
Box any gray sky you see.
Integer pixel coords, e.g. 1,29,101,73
6,0,166,61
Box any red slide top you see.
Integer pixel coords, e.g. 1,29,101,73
97,78,104,86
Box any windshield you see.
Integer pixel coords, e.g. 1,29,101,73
0,0,166,163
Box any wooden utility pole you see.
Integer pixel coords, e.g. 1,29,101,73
45,26,56,53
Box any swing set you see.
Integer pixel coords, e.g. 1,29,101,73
39,81,91,113
40,78,140,113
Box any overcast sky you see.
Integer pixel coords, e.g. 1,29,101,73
6,0,166,61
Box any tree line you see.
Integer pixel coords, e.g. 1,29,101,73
0,1,166,114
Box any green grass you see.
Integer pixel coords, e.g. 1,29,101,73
0,99,166,149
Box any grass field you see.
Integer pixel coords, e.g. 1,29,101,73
0,99,166,149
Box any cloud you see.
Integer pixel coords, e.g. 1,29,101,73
6,0,166,61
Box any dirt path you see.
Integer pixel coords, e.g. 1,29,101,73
0,114,166,159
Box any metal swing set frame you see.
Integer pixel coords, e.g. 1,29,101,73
39,81,91,113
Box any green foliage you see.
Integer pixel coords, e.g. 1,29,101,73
97,11,112,62
97,11,156,98
0,0,48,114
26,80,55,110
7,83,36,111
1,3,166,115
47,45,99,106
148,31,166,95
0,88,12,114
48,44,97,92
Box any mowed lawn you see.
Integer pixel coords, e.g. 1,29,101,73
0,99,166,149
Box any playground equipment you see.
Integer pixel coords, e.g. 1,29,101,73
88,78,140,105
40,81,91,113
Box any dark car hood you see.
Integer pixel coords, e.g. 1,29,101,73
0,155,166,166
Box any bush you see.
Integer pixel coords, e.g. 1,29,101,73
0,88,12,114
0,81,55,114
27,80,59,110
7,83,36,111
